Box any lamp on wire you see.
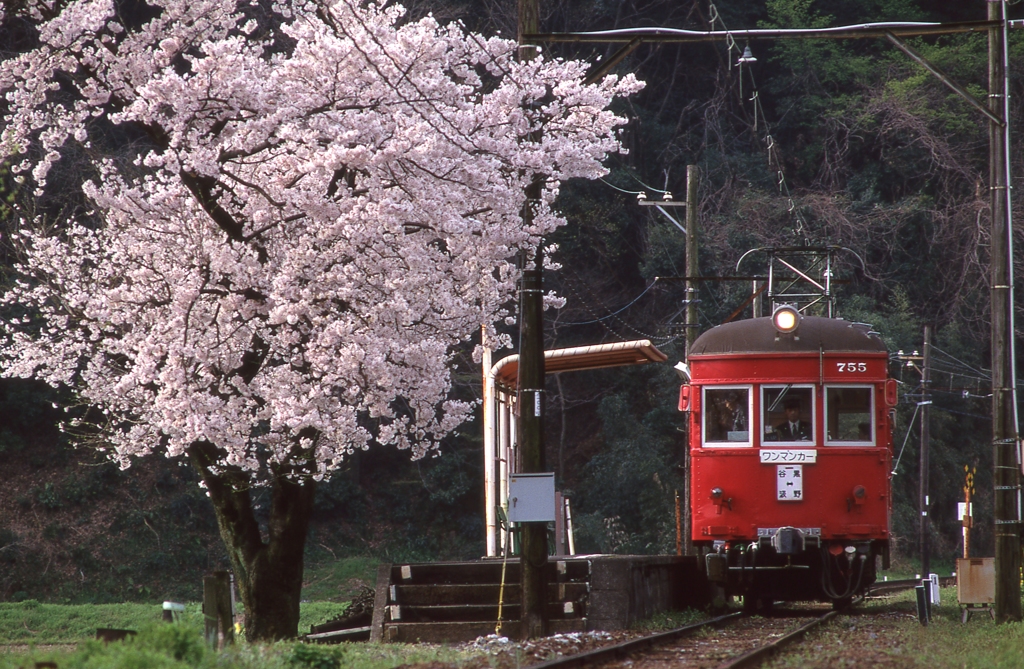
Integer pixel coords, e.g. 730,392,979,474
737,45,756,97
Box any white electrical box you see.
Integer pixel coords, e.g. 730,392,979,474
508,473,556,522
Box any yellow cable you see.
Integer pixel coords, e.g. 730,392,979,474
495,524,510,635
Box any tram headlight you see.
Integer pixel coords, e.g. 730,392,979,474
772,304,801,334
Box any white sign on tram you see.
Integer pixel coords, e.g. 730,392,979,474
777,465,804,501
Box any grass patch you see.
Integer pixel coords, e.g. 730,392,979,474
767,587,1024,669
881,557,958,582
631,608,708,632
301,557,378,602
297,602,352,634
0,622,479,669
0,600,168,645
0,601,354,646
901,587,1024,668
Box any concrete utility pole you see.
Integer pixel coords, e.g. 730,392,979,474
988,0,1021,624
517,0,548,640
918,324,931,579
683,165,699,557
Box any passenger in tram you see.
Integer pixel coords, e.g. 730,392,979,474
707,391,747,442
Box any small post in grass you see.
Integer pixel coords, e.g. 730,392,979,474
162,601,185,622
203,571,235,648
915,583,929,625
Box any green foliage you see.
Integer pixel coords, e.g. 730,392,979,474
288,645,343,669
0,607,477,669
572,367,685,555
35,482,63,510
0,601,165,644
897,589,1024,668
130,623,207,664
631,607,707,632
0,431,225,604
0,429,26,454
300,557,378,603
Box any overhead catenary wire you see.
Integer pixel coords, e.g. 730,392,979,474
929,344,992,380
708,0,810,241
599,177,646,196
556,278,661,325
629,172,670,195
891,401,921,476
934,405,991,420
553,269,679,343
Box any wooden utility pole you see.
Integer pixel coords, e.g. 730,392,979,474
918,324,931,579
517,0,547,640
988,0,1021,624
683,165,699,556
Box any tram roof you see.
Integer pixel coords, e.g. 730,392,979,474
690,316,887,356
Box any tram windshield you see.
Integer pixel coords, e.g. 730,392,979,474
826,386,874,445
703,387,750,444
762,385,814,444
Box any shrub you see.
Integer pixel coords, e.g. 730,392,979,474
289,644,344,669
131,622,206,664
64,642,184,669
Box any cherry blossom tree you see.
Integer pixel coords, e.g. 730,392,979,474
0,0,640,639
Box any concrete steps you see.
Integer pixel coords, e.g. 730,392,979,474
372,559,591,642
392,582,589,606
352,555,706,644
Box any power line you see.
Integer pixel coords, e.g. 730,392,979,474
556,278,660,325
891,401,920,476
553,270,678,343
709,0,809,242
599,177,645,196
929,344,992,380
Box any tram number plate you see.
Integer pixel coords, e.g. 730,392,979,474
777,465,804,501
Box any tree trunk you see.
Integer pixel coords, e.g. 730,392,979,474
189,441,318,641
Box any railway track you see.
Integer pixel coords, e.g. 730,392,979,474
865,576,955,597
514,576,941,669
523,606,841,669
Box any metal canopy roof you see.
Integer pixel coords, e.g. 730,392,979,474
491,339,668,390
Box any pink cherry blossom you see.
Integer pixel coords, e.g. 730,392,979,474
1,0,642,485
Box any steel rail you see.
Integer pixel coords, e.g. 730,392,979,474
523,611,743,669
866,576,955,596
520,584,934,669
717,608,842,669
522,605,852,669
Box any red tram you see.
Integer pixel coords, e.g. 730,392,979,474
679,306,897,609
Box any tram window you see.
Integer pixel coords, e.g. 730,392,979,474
762,386,815,444
826,386,874,445
703,387,751,445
